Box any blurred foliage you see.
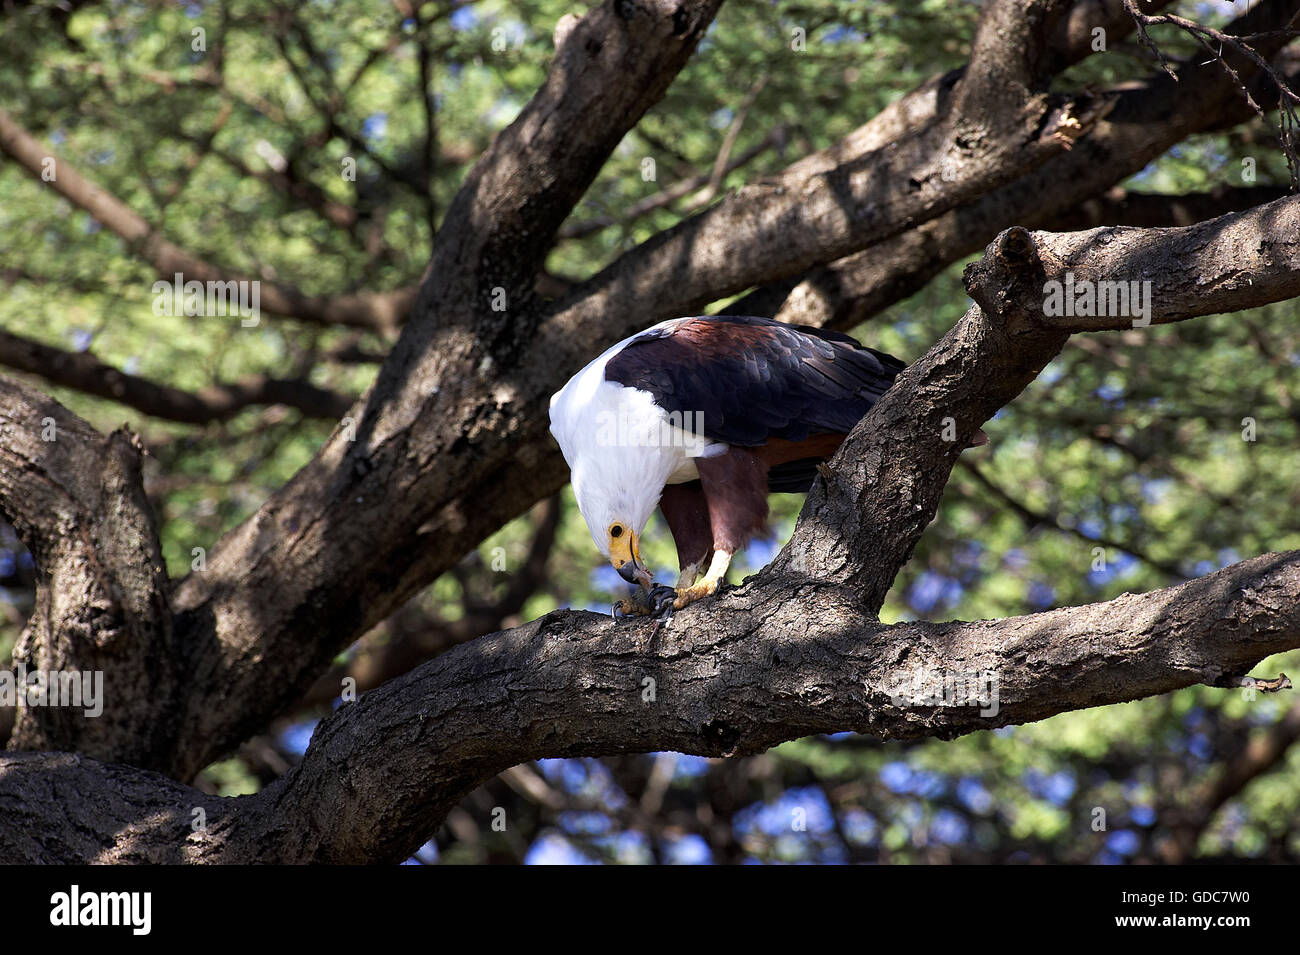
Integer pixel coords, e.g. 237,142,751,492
1,0,1298,863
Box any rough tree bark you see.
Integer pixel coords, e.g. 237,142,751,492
3,193,1299,863
1,0,1299,863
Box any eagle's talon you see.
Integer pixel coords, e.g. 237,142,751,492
613,597,650,620
673,578,719,611
647,583,677,619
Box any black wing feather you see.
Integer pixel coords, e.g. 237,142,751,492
604,315,905,448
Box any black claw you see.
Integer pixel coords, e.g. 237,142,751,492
614,590,651,622
647,584,677,619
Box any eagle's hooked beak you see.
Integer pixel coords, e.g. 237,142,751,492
610,527,652,589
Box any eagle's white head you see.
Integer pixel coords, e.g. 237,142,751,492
549,331,701,587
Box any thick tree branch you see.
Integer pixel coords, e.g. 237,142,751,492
159,0,725,780
734,9,1300,330
7,187,1300,859
10,0,1293,801
0,377,177,768
2,547,1297,863
773,195,1300,609
297,495,561,708
994,197,1300,331
446,4,1297,586
145,0,1299,787
549,0,1094,339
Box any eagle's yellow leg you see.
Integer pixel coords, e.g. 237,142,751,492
614,552,731,619
673,550,733,610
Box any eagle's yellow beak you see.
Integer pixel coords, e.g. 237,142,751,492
610,527,652,588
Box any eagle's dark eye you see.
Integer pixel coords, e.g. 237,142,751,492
610,524,624,539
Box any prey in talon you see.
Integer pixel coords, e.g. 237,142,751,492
549,317,986,615
612,583,677,621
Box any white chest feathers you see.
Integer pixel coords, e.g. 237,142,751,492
549,329,726,552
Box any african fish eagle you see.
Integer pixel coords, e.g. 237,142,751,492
548,315,911,617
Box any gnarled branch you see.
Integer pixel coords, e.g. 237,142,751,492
4,194,1300,862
